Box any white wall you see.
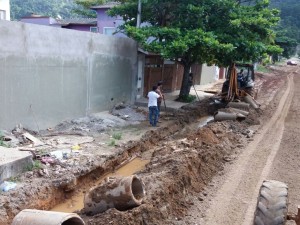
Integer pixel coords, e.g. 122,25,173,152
200,64,219,85
0,20,138,130
0,0,10,20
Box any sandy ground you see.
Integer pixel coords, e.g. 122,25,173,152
1,62,299,225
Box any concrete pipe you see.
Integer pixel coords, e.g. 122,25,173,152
228,107,249,116
11,209,85,225
227,102,250,110
84,175,145,215
214,111,237,121
243,95,259,109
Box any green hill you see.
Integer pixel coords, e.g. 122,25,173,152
10,0,80,20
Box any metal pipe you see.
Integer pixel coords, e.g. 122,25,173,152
84,175,145,216
11,209,85,225
136,0,142,28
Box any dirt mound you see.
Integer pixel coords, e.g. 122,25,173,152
80,121,246,225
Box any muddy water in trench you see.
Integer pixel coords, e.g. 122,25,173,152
51,158,149,213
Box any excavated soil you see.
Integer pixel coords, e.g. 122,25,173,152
0,64,293,225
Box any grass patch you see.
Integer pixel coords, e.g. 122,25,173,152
108,139,116,146
256,65,270,73
8,176,20,182
176,94,197,103
112,132,122,140
0,133,9,147
25,160,42,171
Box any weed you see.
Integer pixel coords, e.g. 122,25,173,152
25,160,42,171
176,94,197,103
8,176,20,182
0,133,9,147
108,139,116,146
112,132,122,140
256,65,270,73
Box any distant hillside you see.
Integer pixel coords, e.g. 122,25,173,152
270,0,300,43
10,0,81,20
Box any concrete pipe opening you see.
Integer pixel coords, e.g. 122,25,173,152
62,218,85,225
84,175,145,215
11,209,85,225
131,176,145,203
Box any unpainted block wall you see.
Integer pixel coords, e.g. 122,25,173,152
0,20,137,130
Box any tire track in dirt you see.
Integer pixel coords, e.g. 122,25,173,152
203,69,297,225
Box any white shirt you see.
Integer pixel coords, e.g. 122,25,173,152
147,91,160,107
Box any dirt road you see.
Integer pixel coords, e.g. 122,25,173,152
2,64,299,225
203,66,299,225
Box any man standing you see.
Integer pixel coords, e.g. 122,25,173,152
147,86,162,127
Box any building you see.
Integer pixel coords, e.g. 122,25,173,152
0,0,10,20
20,14,98,32
90,2,125,37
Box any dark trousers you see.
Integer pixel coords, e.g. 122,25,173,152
149,106,158,126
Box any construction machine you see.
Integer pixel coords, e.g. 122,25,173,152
221,63,256,102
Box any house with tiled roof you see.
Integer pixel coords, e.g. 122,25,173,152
20,14,98,33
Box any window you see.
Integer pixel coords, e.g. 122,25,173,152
90,27,98,33
0,10,6,20
103,27,116,36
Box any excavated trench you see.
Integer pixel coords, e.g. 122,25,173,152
0,96,266,225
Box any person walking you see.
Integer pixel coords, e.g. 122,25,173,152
147,85,162,127
156,81,164,122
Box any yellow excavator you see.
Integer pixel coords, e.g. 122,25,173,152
221,63,256,102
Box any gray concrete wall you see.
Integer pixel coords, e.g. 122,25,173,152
200,64,218,85
0,20,137,131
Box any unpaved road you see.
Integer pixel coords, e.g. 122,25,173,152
203,66,299,225
1,64,299,225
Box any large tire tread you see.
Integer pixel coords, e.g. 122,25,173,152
254,180,288,225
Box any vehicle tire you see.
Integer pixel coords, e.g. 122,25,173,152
254,180,288,225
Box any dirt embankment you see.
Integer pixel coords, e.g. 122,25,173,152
0,65,291,225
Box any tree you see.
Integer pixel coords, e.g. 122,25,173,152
109,0,281,99
10,0,79,20
73,0,108,17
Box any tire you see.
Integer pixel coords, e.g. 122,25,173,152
254,180,288,225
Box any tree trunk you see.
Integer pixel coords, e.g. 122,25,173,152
179,63,191,98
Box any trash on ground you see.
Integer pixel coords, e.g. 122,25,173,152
0,181,17,192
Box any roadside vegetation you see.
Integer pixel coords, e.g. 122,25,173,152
10,0,299,98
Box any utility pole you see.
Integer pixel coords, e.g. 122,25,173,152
136,0,142,28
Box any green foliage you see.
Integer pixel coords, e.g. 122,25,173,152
108,139,116,146
73,0,108,17
25,160,42,171
112,132,122,140
256,64,270,73
270,0,300,44
8,176,20,183
0,133,9,147
110,0,281,97
10,0,81,20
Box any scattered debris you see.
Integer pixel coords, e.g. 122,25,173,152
22,132,44,147
0,181,17,192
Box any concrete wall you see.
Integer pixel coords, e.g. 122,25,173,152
0,0,10,20
0,20,137,131
200,64,219,85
